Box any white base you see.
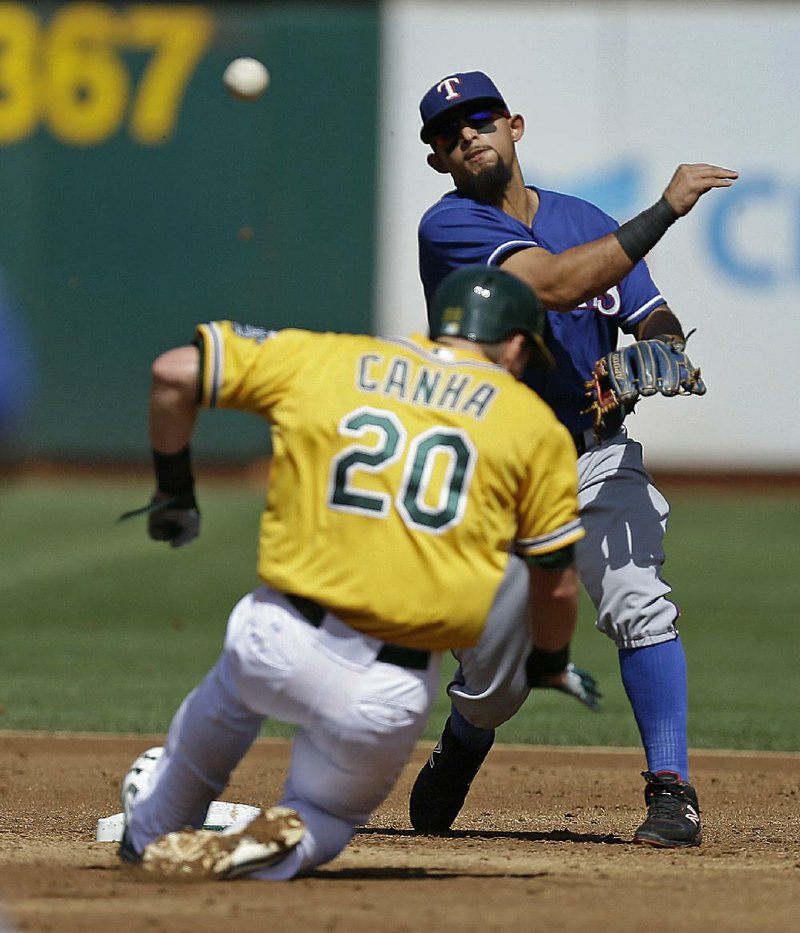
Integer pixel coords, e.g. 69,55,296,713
96,800,261,842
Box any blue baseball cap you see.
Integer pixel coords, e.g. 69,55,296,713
419,71,508,143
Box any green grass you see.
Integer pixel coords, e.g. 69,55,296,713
0,476,290,735
1,476,798,751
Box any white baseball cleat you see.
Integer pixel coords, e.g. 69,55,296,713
121,746,163,824
140,806,306,880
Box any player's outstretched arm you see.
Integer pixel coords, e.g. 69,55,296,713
117,345,202,547
502,162,738,312
144,346,203,547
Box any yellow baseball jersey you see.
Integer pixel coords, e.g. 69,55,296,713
195,321,584,650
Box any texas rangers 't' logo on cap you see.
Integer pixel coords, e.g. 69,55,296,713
436,76,464,101
419,71,508,143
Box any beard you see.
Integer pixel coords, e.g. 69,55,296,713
458,155,513,204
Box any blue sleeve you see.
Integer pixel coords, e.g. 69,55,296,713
614,259,666,333
567,197,666,330
547,194,666,331
419,197,537,308
419,189,667,330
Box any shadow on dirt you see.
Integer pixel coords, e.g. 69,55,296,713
356,826,628,845
310,866,553,880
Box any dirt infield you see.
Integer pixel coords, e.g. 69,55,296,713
1,734,798,933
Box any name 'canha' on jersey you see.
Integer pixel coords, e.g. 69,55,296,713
356,342,498,421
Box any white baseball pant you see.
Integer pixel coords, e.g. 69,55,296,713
128,586,442,878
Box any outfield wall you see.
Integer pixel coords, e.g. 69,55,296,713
0,0,379,460
1,1,798,470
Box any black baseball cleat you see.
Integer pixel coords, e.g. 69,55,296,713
118,827,141,865
409,717,493,833
633,770,702,848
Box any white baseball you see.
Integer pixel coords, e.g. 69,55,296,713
223,57,270,101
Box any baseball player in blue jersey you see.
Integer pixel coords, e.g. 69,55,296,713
408,70,739,848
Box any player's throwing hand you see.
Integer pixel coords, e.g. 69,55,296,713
663,163,739,216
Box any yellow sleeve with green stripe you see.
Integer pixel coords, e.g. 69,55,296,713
514,418,584,559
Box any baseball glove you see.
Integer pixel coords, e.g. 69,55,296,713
584,333,706,437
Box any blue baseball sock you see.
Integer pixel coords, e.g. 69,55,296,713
618,638,689,781
449,704,495,752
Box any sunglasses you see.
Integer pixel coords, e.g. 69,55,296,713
431,108,510,153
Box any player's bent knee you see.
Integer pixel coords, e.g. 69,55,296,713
450,689,529,730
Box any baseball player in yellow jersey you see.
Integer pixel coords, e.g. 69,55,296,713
117,266,594,880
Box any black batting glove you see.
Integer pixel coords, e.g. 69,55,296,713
147,492,200,548
117,492,200,548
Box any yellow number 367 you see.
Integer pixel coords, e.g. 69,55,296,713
0,2,215,146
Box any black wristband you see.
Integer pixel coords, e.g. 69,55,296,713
152,446,194,495
526,644,570,682
614,196,679,264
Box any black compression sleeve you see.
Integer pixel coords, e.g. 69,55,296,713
614,196,679,264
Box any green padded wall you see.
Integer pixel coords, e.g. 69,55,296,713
0,1,379,460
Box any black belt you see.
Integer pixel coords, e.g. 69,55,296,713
572,429,592,457
573,410,624,456
285,594,431,671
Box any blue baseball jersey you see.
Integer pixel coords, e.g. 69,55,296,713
419,187,667,435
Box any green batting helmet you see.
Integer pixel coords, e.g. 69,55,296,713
428,265,555,369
